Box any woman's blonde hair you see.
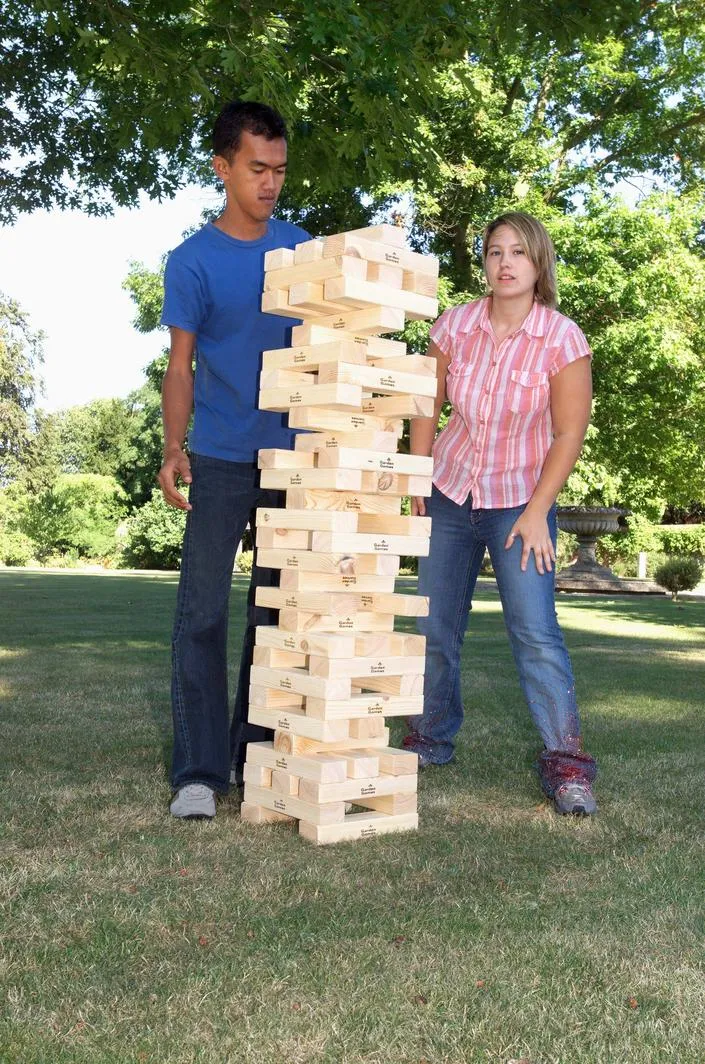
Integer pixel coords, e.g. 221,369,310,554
482,212,557,308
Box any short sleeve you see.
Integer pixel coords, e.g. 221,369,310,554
549,321,592,377
429,308,453,357
160,251,207,333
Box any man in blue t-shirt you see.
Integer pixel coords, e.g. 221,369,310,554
159,100,309,819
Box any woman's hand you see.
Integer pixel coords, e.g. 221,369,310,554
411,496,426,516
504,506,555,574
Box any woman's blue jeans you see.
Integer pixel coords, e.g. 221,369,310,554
405,486,596,793
170,454,280,794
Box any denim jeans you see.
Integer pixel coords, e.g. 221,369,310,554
170,454,281,793
405,485,596,792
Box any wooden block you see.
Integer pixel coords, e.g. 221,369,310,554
354,792,418,815
356,513,432,537
240,801,295,825
324,275,438,321
331,750,380,778
294,238,325,264
403,271,439,298
288,281,350,316
255,527,311,550
362,395,435,419
273,728,390,756
254,626,355,658
308,306,405,336
259,381,363,413
250,664,351,701
290,324,406,357
354,633,426,656
369,747,420,775
287,406,403,435
299,811,418,844
308,654,426,678
317,360,437,398
280,570,396,594
249,685,304,709
294,429,398,453
366,262,404,287
317,447,434,477
260,468,364,492
367,354,437,378
264,247,295,271
299,771,417,805
252,646,308,669
311,531,431,557
262,340,368,373
359,471,434,498
305,693,424,720
322,232,439,276
256,549,400,577
277,609,396,633
256,587,427,618
285,489,402,515
264,255,367,291
244,783,345,825
248,704,350,742
246,740,348,783
271,768,300,796
341,224,407,247
352,673,424,695
258,449,315,470
260,368,318,390
242,763,273,787
261,288,317,320
348,717,386,739
256,508,358,532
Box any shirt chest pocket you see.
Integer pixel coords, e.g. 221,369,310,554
507,370,549,414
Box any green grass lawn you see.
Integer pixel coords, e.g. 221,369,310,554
1,569,704,1064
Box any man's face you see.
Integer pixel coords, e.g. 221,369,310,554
213,131,288,223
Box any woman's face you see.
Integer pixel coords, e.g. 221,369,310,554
485,225,538,302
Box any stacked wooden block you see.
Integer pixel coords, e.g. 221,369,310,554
241,224,439,844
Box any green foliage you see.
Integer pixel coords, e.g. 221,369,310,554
236,550,254,574
120,490,186,570
20,474,127,560
654,556,704,600
657,526,705,561
0,293,44,483
0,528,35,566
123,261,167,334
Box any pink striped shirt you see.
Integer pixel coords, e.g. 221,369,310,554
430,297,591,509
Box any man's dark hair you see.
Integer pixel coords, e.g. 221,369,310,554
212,101,288,159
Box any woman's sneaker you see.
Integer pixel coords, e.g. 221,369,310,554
553,781,597,816
170,784,216,819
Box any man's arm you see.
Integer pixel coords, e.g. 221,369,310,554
158,327,195,510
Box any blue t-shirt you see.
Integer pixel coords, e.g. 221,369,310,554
160,218,310,462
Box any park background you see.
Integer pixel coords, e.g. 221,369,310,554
1,2,704,1062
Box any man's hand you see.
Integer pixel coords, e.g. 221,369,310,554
504,506,555,574
158,449,193,510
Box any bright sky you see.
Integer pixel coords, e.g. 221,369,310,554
0,184,222,412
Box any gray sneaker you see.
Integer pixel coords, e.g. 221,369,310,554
170,784,216,819
553,781,597,816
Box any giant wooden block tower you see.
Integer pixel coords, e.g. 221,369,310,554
240,224,439,844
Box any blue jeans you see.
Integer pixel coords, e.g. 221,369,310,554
405,486,596,792
170,454,280,793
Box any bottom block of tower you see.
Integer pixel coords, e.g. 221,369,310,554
240,802,296,825
299,811,419,845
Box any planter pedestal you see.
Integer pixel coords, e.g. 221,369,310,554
555,507,662,594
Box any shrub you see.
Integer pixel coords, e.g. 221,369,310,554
20,473,127,559
236,549,253,574
120,490,186,569
654,556,704,600
0,529,35,566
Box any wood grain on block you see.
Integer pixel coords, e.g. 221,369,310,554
330,750,380,778
243,783,345,826
258,449,315,470
317,447,434,477
260,367,317,390
336,224,407,247
264,254,367,291
240,801,295,825
294,429,399,453
277,609,396,633
299,811,418,844
248,704,349,742
288,406,403,435
254,626,355,659
255,508,358,532
285,488,402,515
252,646,308,669
362,394,435,419
288,281,350,316
299,771,417,805
250,664,351,701
271,768,300,795
255,527,311,550
248,685,304,709
355,793,418,815
348,716,386,739
403,271,439,298
353,633,426,656
261,289,319,320
311,531,431,557
245,741,348,783
321,232,439,276
366,262,404,287
294,238,324,264
280,570,396,594
256,548,400,577
356,513,432,537
367,354,437,377
260,468,363,492
369,746,419,775
317,360,437,398
262,340,368,373
257,587,427,618
242,763,273,787
359,471,433,498
264,247,295,271
352,673,424,695
310,305,405,336
308,654,426,678
258,381,363,413
324,276,438,321
273,729,389,756
290,323,406,356
305,693,424,720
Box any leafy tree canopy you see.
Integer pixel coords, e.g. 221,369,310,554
0,292,44,483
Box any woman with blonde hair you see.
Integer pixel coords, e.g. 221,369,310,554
404,211,597,815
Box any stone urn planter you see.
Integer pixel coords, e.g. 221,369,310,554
555,505,660,593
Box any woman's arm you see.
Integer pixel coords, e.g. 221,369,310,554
505,356,592,573
409,340,450,516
